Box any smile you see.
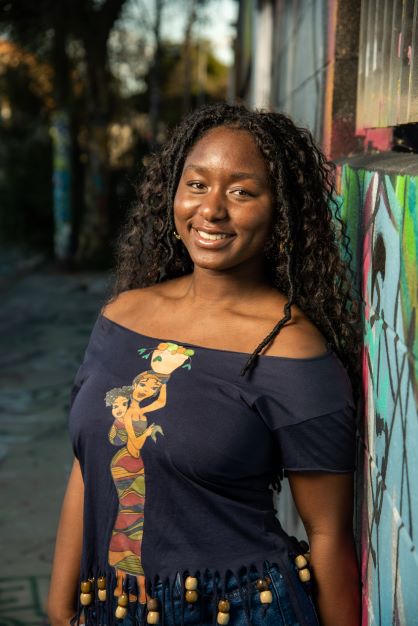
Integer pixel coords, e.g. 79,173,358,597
191,228,235,249
197,230,231,240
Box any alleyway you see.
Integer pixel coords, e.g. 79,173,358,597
0,269,109,626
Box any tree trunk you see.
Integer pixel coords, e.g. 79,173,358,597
182,0,197,116
75,0,126,265
149,0,164,148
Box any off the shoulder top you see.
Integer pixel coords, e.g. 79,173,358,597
68,314,356,626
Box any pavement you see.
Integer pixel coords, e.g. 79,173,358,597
0,268,109,626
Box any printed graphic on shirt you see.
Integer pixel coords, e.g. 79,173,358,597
104,342,194,602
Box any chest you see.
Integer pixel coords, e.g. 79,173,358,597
70,351,276,484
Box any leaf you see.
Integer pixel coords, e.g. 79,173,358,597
137,348,146,355
142,353,150,359
182,363,192,370
152,356,163,362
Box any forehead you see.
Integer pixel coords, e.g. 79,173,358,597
184,127,267,172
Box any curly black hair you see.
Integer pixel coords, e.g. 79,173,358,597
112,102,362,404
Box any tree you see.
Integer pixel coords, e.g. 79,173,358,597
70,0,127,264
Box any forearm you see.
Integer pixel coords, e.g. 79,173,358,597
47,459,84,625
309,531,360,626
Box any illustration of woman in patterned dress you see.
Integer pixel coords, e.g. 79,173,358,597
105,343,194,603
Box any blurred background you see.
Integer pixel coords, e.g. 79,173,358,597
0,1,417,625
0,0,236,268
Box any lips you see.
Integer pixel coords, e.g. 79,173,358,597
191,227,235,249
196,230,230,241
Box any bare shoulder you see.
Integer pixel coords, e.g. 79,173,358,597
101,277,186,328
264,301,329,359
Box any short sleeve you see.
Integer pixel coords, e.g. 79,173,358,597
67,360,89,459
253,352,357,474
69,361,87,411
276,405,356,473
67,316,103,459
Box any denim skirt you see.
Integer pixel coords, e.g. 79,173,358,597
118,557,320,626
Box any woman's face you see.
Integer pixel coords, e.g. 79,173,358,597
111,395,129,419
132,376,161,401
173,126,274,273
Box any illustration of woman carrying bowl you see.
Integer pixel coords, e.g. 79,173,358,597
105,343,194,601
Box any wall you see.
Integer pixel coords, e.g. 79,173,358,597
340,154,418,626
270,0,328,139
357,0,418,129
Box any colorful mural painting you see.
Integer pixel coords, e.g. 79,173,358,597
340,162,418,626
50,110,72,261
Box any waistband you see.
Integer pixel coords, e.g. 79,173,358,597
153,560,279,599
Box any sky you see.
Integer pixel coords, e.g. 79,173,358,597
122,0,238,66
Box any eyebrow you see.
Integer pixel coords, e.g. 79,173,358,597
183,164,264,183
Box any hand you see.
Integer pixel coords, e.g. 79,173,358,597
144,424,155,437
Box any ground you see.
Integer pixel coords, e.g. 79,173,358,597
0,269,108,626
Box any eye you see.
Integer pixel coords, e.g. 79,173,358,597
187,181,206,191
231,188,253,197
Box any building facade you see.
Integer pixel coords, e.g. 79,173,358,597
232,1,418,624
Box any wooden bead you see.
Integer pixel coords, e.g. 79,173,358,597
80,592,92,606
118,592,129,607
184,576,198,590
146,611,160,624
115,605,128,619
255,578,268,591
217,599,230,613
98,589,107,601
217,612,230,625
260,590,273,604
295,554,308,569
185,589,199,603
97,576,106,590
298,568,311,582
80,580,92,593
147,597,159,611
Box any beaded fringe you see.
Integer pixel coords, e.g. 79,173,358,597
73,558,275,626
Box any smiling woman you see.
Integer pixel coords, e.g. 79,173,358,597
47,103,362,626
173,127,274,274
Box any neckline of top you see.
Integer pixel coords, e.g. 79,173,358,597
99,314,335,363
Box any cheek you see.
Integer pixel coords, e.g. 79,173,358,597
173,187,198,219
236,207,274,237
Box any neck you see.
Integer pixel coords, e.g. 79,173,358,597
181,260,271,308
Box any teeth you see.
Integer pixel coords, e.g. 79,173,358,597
197,230,229,241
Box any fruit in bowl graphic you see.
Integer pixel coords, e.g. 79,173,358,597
137,343,194,375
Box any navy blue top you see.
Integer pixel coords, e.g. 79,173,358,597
68,313,356,625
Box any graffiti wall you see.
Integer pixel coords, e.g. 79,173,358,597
340,159,418,626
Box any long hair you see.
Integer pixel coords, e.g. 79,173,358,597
111,102,362,403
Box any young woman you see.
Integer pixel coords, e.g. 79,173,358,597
47,102,361,626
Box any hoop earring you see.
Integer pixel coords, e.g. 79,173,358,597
173,231,181,240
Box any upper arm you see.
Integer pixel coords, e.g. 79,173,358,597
101,287,162,331
101,289,142,324
287,471,354,537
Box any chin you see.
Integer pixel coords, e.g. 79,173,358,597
191,256,241,272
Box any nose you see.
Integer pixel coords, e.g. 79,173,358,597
198,189,227,221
